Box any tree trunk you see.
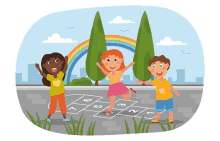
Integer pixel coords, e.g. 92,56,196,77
95,80,98,86
142,80,145,86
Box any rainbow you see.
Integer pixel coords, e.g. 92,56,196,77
65,35,136,83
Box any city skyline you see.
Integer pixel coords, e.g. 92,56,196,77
16,64,203,85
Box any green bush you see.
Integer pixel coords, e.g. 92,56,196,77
64,114,96,135
66,77,92,86
26,110,52,131
124,116,150,134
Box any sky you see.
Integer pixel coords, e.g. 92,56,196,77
16,6,204,82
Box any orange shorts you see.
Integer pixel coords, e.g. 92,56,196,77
49,93,67,115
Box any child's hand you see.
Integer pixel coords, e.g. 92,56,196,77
130,62,135,66
65,56,68,62
136,80,142,83
175,91,180,97
35,63,40,69
96,62,101,67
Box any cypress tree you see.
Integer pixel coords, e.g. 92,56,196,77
133,11,155,85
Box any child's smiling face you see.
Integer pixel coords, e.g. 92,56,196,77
148,61,169,78
43,57,64,74
102,55,123,72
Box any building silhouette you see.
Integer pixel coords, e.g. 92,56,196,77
100,77,109,84
80,67,87,78
27,64,42,84
16,73,23,84
133,74,138,83
196,77,203,84
168,77,173,83
122,75,132,84
16,65,204,85
176,69,185,84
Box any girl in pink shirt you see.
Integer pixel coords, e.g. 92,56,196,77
96,49,136,113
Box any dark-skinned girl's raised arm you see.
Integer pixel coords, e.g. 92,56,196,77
62,56,68,73
35,63,47,78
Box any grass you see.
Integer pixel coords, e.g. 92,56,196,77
64,114,96,135
124,116,150,134
26,110,52,131
158,119,176,131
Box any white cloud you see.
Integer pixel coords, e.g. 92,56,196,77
109,16,135,24
42,33,77,43
156,37,187,46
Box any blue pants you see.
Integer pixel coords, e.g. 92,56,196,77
155,98,174,113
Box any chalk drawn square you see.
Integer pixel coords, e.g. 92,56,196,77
118,106,147,117
66,103,87,114
84,101,109,112
113,99,137,110
93,108,123,119
73,95,102,105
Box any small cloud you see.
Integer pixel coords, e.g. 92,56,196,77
156,37,187,46
109,16,135,24
42,33,77,43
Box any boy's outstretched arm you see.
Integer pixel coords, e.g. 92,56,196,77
96,62,108,75
121,62,135,73
35,63,47,78
136,80,152,85
62,56,68,73
170,86,180,97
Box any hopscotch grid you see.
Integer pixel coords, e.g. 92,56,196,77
68,103,88,106
50,94,166,119
117,114,139,118
132,108,149,117
68,96,103,114
66,94,86,107
112,101,137,118
72,95,103,104
93,99,138,119
131,105,155,109
95,101,110,104
82,101,111,112
83,109,101,112
93,99,121,119
119,107,148,117
135,110,165,119
85,95,103,97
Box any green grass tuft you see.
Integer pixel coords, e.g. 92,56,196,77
26,110,37,125
133,117,138,133
158,120,167,131
91,121,96,135
36,112,42,128
26,110,52,131
141,120,146,133
145,121,150,133
67,124,73,134
158,120,176,131
124,120,130,134
125,116,150,134
137,115,144,133
87,122,92,135
64,124,70,135
79,118,85,135
64,114,96,135
76,114,83,135
166,119,171,130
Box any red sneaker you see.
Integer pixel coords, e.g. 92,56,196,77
130,88,136,93
103,111,112,113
